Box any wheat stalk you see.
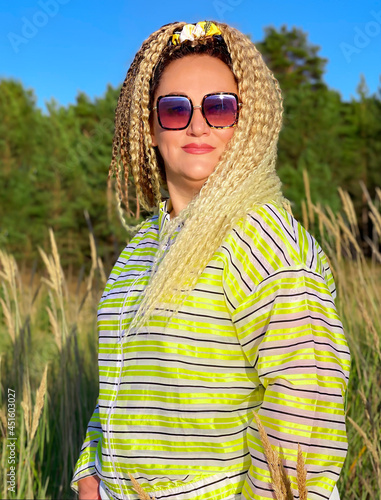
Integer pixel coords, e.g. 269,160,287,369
368,212,381,245
312,203,336,237
282,199,294,217
38,248,58,293
128,473,156,500
326,205,343,264
0,296,15,342
253,412,294,500
358,300,381,358
348,416,381,492
20,365,48,442
0,250,21,336
88,231,107,285
347,416,380,470
0,249,18,290
39,229,70,345
21,374,32,439
297,444,308,500
360,182,381,237
253,413,310,499
338,187,360,239
336,213,363,259
30,364,48,441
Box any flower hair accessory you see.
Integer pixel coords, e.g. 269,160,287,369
169,21,222,46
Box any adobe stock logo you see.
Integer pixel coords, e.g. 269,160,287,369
8,0,70,54
213,0,246,20
340,9,381,62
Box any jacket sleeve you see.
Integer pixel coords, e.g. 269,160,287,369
232,265,350,500
70,399,102,494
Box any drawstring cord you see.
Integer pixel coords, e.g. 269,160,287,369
106,269,148,500
106,230,173,499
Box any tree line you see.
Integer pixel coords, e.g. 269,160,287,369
0,24,380,271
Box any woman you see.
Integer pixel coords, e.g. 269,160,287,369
71,21,350,500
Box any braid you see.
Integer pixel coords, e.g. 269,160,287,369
109,22,187,217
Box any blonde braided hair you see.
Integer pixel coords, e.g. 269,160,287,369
108,21,287,331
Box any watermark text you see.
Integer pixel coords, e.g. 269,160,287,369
340,10,381,62
7,388,17,493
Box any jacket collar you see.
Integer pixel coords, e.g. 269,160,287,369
158,198,173,234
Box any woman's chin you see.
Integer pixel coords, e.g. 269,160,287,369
181,172,214,188
180,164,217,182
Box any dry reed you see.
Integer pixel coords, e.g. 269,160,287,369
253,412,313,499
0,249,21,339
253,412,295,500
128,473,156,500
21,364,48,442
297,444,308,500
21,371,32,438
348,416,381,492
30,364,48,441
0,178,380,499
0,292,15,342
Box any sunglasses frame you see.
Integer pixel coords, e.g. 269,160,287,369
152,92,242,130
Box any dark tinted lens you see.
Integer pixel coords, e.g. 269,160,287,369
158,96,192,129
203,94,238,127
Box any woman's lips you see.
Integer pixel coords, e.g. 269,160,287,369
182,144,216,154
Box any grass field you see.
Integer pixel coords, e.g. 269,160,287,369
0,184,380,499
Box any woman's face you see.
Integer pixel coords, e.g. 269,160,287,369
150,54,238,199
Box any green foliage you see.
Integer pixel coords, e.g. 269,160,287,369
255,24,328,92
0,26,380,268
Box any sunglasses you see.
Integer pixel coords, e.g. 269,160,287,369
152,92,242,130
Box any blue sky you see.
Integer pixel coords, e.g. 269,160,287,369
1,0,381,115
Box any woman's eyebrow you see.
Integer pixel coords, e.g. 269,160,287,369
162,91,232,95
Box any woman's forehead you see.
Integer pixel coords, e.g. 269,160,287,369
154,55,238,97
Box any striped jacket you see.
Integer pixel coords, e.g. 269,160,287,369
71,200,350,500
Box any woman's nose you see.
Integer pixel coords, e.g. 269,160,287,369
187,107,210,136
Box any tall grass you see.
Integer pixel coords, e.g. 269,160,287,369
301,176,381,499
0,180,380,499
0,230,105,499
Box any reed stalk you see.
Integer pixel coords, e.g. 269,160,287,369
0,180,380,499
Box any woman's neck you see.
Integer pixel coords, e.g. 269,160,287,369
166,184,201,220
